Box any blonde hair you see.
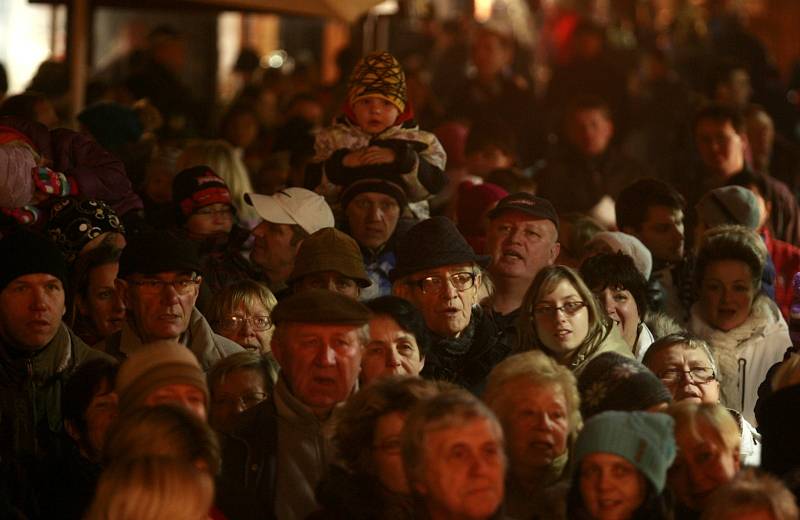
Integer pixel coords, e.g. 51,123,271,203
517,265,610,360
484,351,582,442
667,401,740,454
85,456,213,520
103,405,221,475
702,469,799,520
176,139,259,223
208,279,278,349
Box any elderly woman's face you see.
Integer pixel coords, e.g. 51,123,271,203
647,345,720,404
215,301,273,353
361,315,424,386
533,279,590,361
668,422,740,511
372,411,409,494
699,260,756,331
416,418,505,520
500,379,570,477
403,264,481,338
593,285,640,348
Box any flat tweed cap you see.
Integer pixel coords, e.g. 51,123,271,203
271,288,371,326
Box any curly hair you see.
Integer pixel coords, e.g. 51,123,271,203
695,225,766,293
580,252,650,316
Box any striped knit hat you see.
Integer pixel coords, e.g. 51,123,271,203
347,52,407,113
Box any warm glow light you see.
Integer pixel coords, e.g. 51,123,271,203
474,0,494,22
0,0,59,94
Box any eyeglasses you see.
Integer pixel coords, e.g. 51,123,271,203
217,315,272,331
532,301,586,317
658,367,716,385
409,272,477,294
128,276,201,295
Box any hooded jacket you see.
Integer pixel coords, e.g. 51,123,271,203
690,295,791,425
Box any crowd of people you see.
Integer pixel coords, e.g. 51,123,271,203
4,2,800,519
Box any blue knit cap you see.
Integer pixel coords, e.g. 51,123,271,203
573,411,676,493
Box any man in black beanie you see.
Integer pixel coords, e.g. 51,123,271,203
0,228,113,518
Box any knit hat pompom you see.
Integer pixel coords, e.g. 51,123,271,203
347,52,407,114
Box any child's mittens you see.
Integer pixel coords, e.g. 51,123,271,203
0,205,41,225
32,167,77,197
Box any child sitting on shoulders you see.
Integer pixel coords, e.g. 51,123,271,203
309,52,446,203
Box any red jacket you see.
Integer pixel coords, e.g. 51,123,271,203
763,227,800,319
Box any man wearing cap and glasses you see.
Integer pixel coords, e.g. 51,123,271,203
392,217,513,392
99,230,242,370
244,187,335,295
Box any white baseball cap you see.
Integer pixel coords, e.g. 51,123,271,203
245,188,334,235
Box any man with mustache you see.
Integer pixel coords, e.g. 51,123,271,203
100,230,241,370
485,193,560,350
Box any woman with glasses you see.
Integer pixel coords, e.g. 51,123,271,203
643,332,761,466
309,376,448,519
517,265,633,375
208,280,278,367
207,350,273,433
688,226,790,425
666,401,742,518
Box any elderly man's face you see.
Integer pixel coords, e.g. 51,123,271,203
398,263,481,338
416,417,505,520
345,193,400,250
119,271,201,342
272,322,364,417
0,274,66,350
487,212,559,281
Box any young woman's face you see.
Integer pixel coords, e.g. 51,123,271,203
533,279,590,361
593,285,640,348
79,262,126,340
668,422,740,511
580,452,646,520
699,259,756,331
186,203,234,237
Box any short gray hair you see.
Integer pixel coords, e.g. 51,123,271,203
402,389,505,488
643,332,718,375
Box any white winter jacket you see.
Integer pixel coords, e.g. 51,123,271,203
689,295,791,426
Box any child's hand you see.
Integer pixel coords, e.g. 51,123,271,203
360,146,395,165
342,147,396,167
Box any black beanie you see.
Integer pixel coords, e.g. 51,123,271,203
118,230,203,278
0,228,69,292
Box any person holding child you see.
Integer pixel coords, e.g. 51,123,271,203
308,52,447,205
